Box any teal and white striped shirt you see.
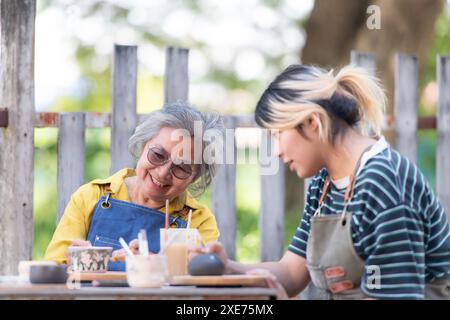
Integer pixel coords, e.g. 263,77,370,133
289,145,450,299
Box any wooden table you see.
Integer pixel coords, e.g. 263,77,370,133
0,283,277,300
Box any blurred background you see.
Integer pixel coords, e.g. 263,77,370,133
33,0,450,262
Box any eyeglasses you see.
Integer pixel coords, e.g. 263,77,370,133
147,146,194,180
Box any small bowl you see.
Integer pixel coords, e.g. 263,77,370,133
68,246,113,273
29,265,68,284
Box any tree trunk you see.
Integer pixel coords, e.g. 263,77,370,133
287,0,444,214
354,0,444,130
302,0,369,68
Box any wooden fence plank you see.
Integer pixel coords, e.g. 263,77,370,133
34,113,258,129
34,112,438,131
164,47,189,104
437,56,450,217
0,0,36,275
394,53,418,163
350,51,379,138
228,114,257,128
110,44,138,174
350,51,376,75
212,117,237,259
260,133,285,261
57,113,86,223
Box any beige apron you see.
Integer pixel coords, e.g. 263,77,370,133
305,147,450,300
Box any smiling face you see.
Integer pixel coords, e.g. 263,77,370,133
134,126,198,205
275,117,326,178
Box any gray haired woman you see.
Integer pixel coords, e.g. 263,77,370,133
45,103,224,271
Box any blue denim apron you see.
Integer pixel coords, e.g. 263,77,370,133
86,193,187,271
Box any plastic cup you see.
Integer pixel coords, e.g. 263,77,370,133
159,228,201,277
126,254,168,288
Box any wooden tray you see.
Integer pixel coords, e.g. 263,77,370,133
67,271,127,282
169,275,268,287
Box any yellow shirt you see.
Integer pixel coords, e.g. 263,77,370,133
44,168,219,264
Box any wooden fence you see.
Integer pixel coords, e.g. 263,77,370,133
1,1,449,275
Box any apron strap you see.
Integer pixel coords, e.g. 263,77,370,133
315,143,375,219
101,193,112,209
314,177,331,217
339,144,374,223
175,205,192,217
100,181,193,221
101,184,113,209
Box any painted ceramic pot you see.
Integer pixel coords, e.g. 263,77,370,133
68,246,113,273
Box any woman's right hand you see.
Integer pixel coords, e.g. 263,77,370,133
111,239,141,262
188,241,229,270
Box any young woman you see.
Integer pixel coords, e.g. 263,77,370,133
191,65,450,299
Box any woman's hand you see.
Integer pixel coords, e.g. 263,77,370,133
67,239,92,265
246,268,289,300
70,239,92,247
111,239,141,262
187,242,292,300
188,241,229,270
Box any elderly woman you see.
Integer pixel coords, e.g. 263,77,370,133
45,103,224,271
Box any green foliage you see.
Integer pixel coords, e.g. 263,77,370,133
418,131,437,191
33,0,299,262
33,128,113,259
32,0,450,263
33,129,58,259
423,9,450,86
33,138,299,262
416,8,450,191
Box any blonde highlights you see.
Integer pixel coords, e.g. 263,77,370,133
255,64,386,144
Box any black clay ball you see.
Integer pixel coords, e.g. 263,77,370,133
188,254,225,276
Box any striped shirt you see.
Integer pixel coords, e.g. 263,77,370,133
288,146,450,299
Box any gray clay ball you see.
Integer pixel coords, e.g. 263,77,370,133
188,254,225,276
